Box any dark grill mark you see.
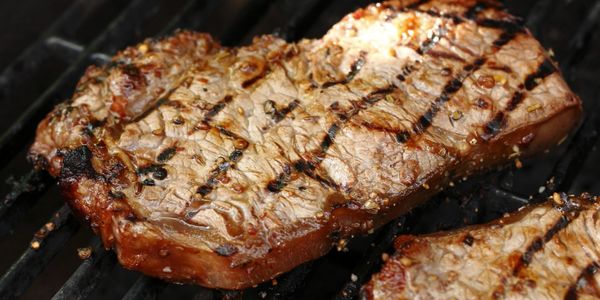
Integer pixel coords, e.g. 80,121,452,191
132,70,188,123
361,121,408,137
217,126,242,139
188,109,252,200
152,167,168,180
322,51,367,88
241,74,265,89
214,244,238,257
265,99,301,123
108,190,125,199
293,159,315,173
266,165,292,193
463,233,474,246
121,63,142,78
513,213,577,275
193,149,244,198
196,185,213,196
416,9,464,24
493,30,520,48
229,149,243,162
428,50,466,62
406,16,523,140
189,97,300,201
405,4,525,35
488,64,513,73
294,158,340,190
142,178,156,186
137,164,168,180
565,261,600,300
138,164,167,176
464,2,489,20
482,112,505,138
59,146,98,180
524,58,556,91
406,0,430,10
397,65,416,82
190,97,300,202
396,130,411,143
266,86,396,193
506,91,524,111
278,100,300,120
476,19,523,34
489,209,583,299
481,58,557,141
388,10,469,140
321,124,340,152
476,97,490,109
204,95,233,122
157,147,177,162
412,72,473,135
172,116,185,125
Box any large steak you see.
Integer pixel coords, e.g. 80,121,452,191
29,0,581,289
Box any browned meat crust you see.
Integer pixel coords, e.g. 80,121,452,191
362,194,600,299
29,0,581,289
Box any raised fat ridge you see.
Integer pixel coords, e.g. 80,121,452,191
29,0,581,289
362,194,600,300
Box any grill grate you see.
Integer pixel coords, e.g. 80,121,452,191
0,0,599,299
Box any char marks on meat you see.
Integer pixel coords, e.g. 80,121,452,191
29,0,581,289
362,194,600,300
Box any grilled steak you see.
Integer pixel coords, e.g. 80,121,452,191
29,0,581,289
362,193,600,300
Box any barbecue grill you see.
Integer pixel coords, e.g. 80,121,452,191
0,0,599,299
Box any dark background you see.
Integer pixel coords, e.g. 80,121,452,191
0,0,599,299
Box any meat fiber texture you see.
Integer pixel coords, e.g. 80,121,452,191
362,194,600,299
29,0,581,289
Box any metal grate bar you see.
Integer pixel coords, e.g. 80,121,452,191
122,276,166,300
52,238,116,300
0,0,109,101
273,0,332,41
485,186,529,205
531,0,600,200
0,205,80,299
0,0,160,170
156,0,217,37
334,218,406,300
219,0,273,46
0,0,168,240
525,0,557,36
45,37,85,64
1,1,597,299
535,100,600,201
0,170,52,238
0,0,209,297
560,0,600,72
265,262,315,300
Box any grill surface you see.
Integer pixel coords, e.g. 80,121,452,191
0,0,599,299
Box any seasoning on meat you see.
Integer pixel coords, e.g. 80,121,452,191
28,0,581,289
362,194,600,300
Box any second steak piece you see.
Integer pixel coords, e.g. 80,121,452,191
29,0,581,289
362,193,600,299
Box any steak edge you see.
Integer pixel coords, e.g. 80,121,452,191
29,0,581,289
362,193,600,299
